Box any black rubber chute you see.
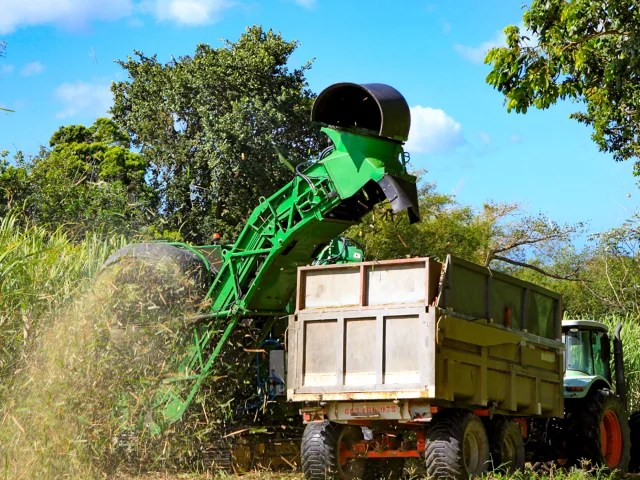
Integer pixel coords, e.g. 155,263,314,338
377,174,420,224
311,83,411,142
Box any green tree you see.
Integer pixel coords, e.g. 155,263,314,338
111,26,321,243
485,0,640,165
3,118,155,236
352,179,582,280
0,150,30,216
350,181,490,264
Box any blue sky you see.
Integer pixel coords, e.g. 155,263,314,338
0,0,636,234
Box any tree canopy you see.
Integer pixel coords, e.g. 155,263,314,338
111,26,321,243
485,0,640,166
1,118,153,236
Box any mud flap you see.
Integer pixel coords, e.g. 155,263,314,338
377,174,420,224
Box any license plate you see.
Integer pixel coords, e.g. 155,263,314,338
329,401,411,421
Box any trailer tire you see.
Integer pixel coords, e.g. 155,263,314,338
301,421,367,480
628,411,640,472
487,416,525,473
565,389,630,472
425,409,490,479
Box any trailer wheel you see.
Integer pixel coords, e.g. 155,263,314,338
301,421,367,480
425,409,490,479
566,389,630,472
487,416,525,472
628,410,640,472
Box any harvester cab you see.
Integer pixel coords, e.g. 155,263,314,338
562,320,627,407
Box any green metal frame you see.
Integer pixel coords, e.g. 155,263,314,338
160,127,417,422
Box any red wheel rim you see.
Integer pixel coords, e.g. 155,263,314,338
600,410,622,467
339,440,348,467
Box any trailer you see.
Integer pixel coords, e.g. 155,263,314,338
288,256,631,478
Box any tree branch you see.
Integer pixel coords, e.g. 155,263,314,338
491,255,586,281
561,29,629,52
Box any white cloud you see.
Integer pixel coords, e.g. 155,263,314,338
454,31,504,64
454,22,534,64
479,131,491,145
0,0,133,34
20,61,45,76
152,0,233,25
54,80,112,119
405,105,464,154
0,64,14,75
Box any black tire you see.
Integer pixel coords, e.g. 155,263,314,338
565,389,631,472
628,410,640,472
301,421,367,480
487,416,525,473
425,409,490,479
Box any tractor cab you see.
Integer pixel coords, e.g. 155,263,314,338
562,320,626,405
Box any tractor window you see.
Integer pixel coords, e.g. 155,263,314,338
592,331,607,378
564,329,594,375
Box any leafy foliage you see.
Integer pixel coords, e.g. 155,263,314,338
1,118,155,236
485,0,640,165
111,26,321,243
350,178,582,279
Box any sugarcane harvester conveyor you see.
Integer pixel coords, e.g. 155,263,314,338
103,82,421,429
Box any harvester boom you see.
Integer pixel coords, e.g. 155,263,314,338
161,83,420,422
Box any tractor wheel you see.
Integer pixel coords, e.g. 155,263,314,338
565,388,630,472
301,421,367,480
628,410,640,472
487,416,525,473
425,409,490,479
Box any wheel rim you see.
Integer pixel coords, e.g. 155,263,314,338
501,435,515,467
600,410,623,467
337,429,366,478
463,429,480,472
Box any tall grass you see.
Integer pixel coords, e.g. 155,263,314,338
0,215,127,380
597,315,640,411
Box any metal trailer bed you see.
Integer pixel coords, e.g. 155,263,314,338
287,255,564,421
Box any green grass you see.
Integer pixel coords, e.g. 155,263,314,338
0,215,127,380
